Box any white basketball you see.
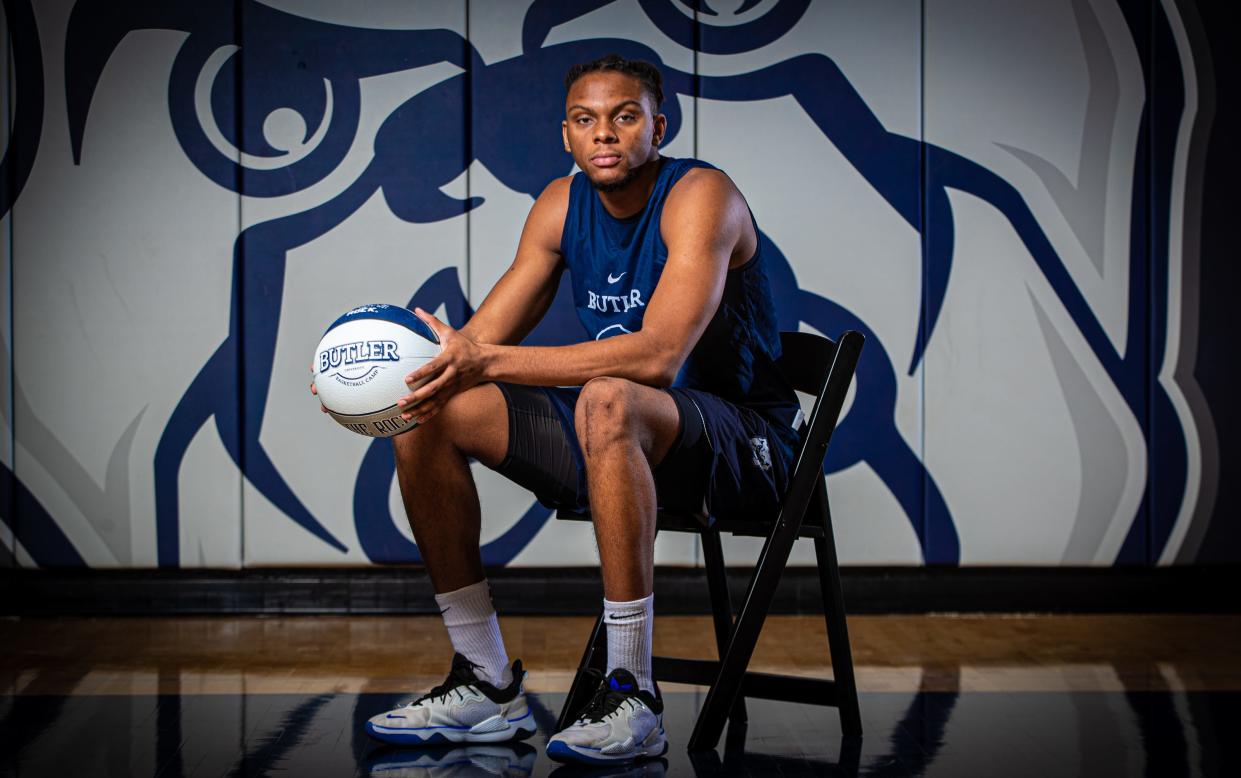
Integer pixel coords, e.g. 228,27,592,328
312,304,441,438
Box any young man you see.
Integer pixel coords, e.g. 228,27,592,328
358,55,800,764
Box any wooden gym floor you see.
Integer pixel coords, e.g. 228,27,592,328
2,614,1238,776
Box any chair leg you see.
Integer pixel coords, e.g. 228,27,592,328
839,733,863,772
813,483,862,737
700,528,747,726
555,610,607,732
687,506,806,751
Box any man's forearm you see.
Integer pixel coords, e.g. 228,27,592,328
458,261,564,347
479,334,682,388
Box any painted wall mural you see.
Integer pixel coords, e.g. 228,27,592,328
0,0,1224,568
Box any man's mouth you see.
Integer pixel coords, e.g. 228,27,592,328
590,152,622,169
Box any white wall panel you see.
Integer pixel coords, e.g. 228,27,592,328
924,0,1148,564
924,0,1145,354
13,0,241,567
925,193,1090,563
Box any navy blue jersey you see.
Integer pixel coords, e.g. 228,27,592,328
559,156,799,447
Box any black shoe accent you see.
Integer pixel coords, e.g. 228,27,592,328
415,653,525,706
576,668,663,723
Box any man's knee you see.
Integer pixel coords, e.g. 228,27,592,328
393,383,507,466
575,377,644,456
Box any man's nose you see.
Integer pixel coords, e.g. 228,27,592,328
594,120,618,143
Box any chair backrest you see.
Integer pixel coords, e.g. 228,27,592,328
776,330,865,502
776,331,840,395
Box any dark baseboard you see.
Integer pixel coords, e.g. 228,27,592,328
2,565,1237,616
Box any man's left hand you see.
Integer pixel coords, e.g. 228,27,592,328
397,308,488,424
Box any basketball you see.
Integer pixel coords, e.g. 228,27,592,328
312,304,441,438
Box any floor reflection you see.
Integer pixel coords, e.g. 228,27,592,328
5,614,1240,776
363,742,539,776
2,684,1236,776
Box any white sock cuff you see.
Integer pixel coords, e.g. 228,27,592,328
603,593,654,611
434,579,512,687
435,579,496,626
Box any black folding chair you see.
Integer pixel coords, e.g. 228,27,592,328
553,330,865,752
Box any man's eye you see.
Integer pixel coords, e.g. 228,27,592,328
618,114,634,122
576,117,592,125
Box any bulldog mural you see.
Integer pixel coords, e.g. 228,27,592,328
0,0,1215,568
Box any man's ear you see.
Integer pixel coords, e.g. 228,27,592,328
562,120,571,153
652,112,667,146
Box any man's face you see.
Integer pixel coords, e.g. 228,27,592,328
563,71,666,193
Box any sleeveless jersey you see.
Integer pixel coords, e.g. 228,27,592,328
559,156,799,439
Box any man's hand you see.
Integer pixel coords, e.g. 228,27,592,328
397,308,489,424
309,362,326,413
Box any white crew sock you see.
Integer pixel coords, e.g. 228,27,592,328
603,593,655,694
434,579,513,687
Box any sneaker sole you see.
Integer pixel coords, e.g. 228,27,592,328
366,710,536,745
545,733,669,766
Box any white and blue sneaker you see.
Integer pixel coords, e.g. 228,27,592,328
547,669,667,766
365,653,536,746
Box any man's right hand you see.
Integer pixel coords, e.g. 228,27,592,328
395,308,490,425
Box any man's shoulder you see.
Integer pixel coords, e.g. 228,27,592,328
519,175,575,253
529,174,575,223
664,162,744,218
672,164,733,192
539,174,575,203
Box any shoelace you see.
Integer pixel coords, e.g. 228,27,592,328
576,686,636,725
409,659,483,706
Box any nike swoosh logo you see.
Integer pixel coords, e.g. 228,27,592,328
607,271,626,284
607,610,645,621
438,607,451,615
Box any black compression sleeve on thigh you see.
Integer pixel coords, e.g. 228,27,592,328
493,383,586,510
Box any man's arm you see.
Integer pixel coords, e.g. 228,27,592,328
458,177,571,346
402,168,749,421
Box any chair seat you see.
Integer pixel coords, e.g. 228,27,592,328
556,508,827,539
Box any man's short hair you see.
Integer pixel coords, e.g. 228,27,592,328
565,54,665,110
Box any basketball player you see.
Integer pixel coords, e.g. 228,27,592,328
354,55,800,764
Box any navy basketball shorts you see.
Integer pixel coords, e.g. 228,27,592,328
491,382,797,522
